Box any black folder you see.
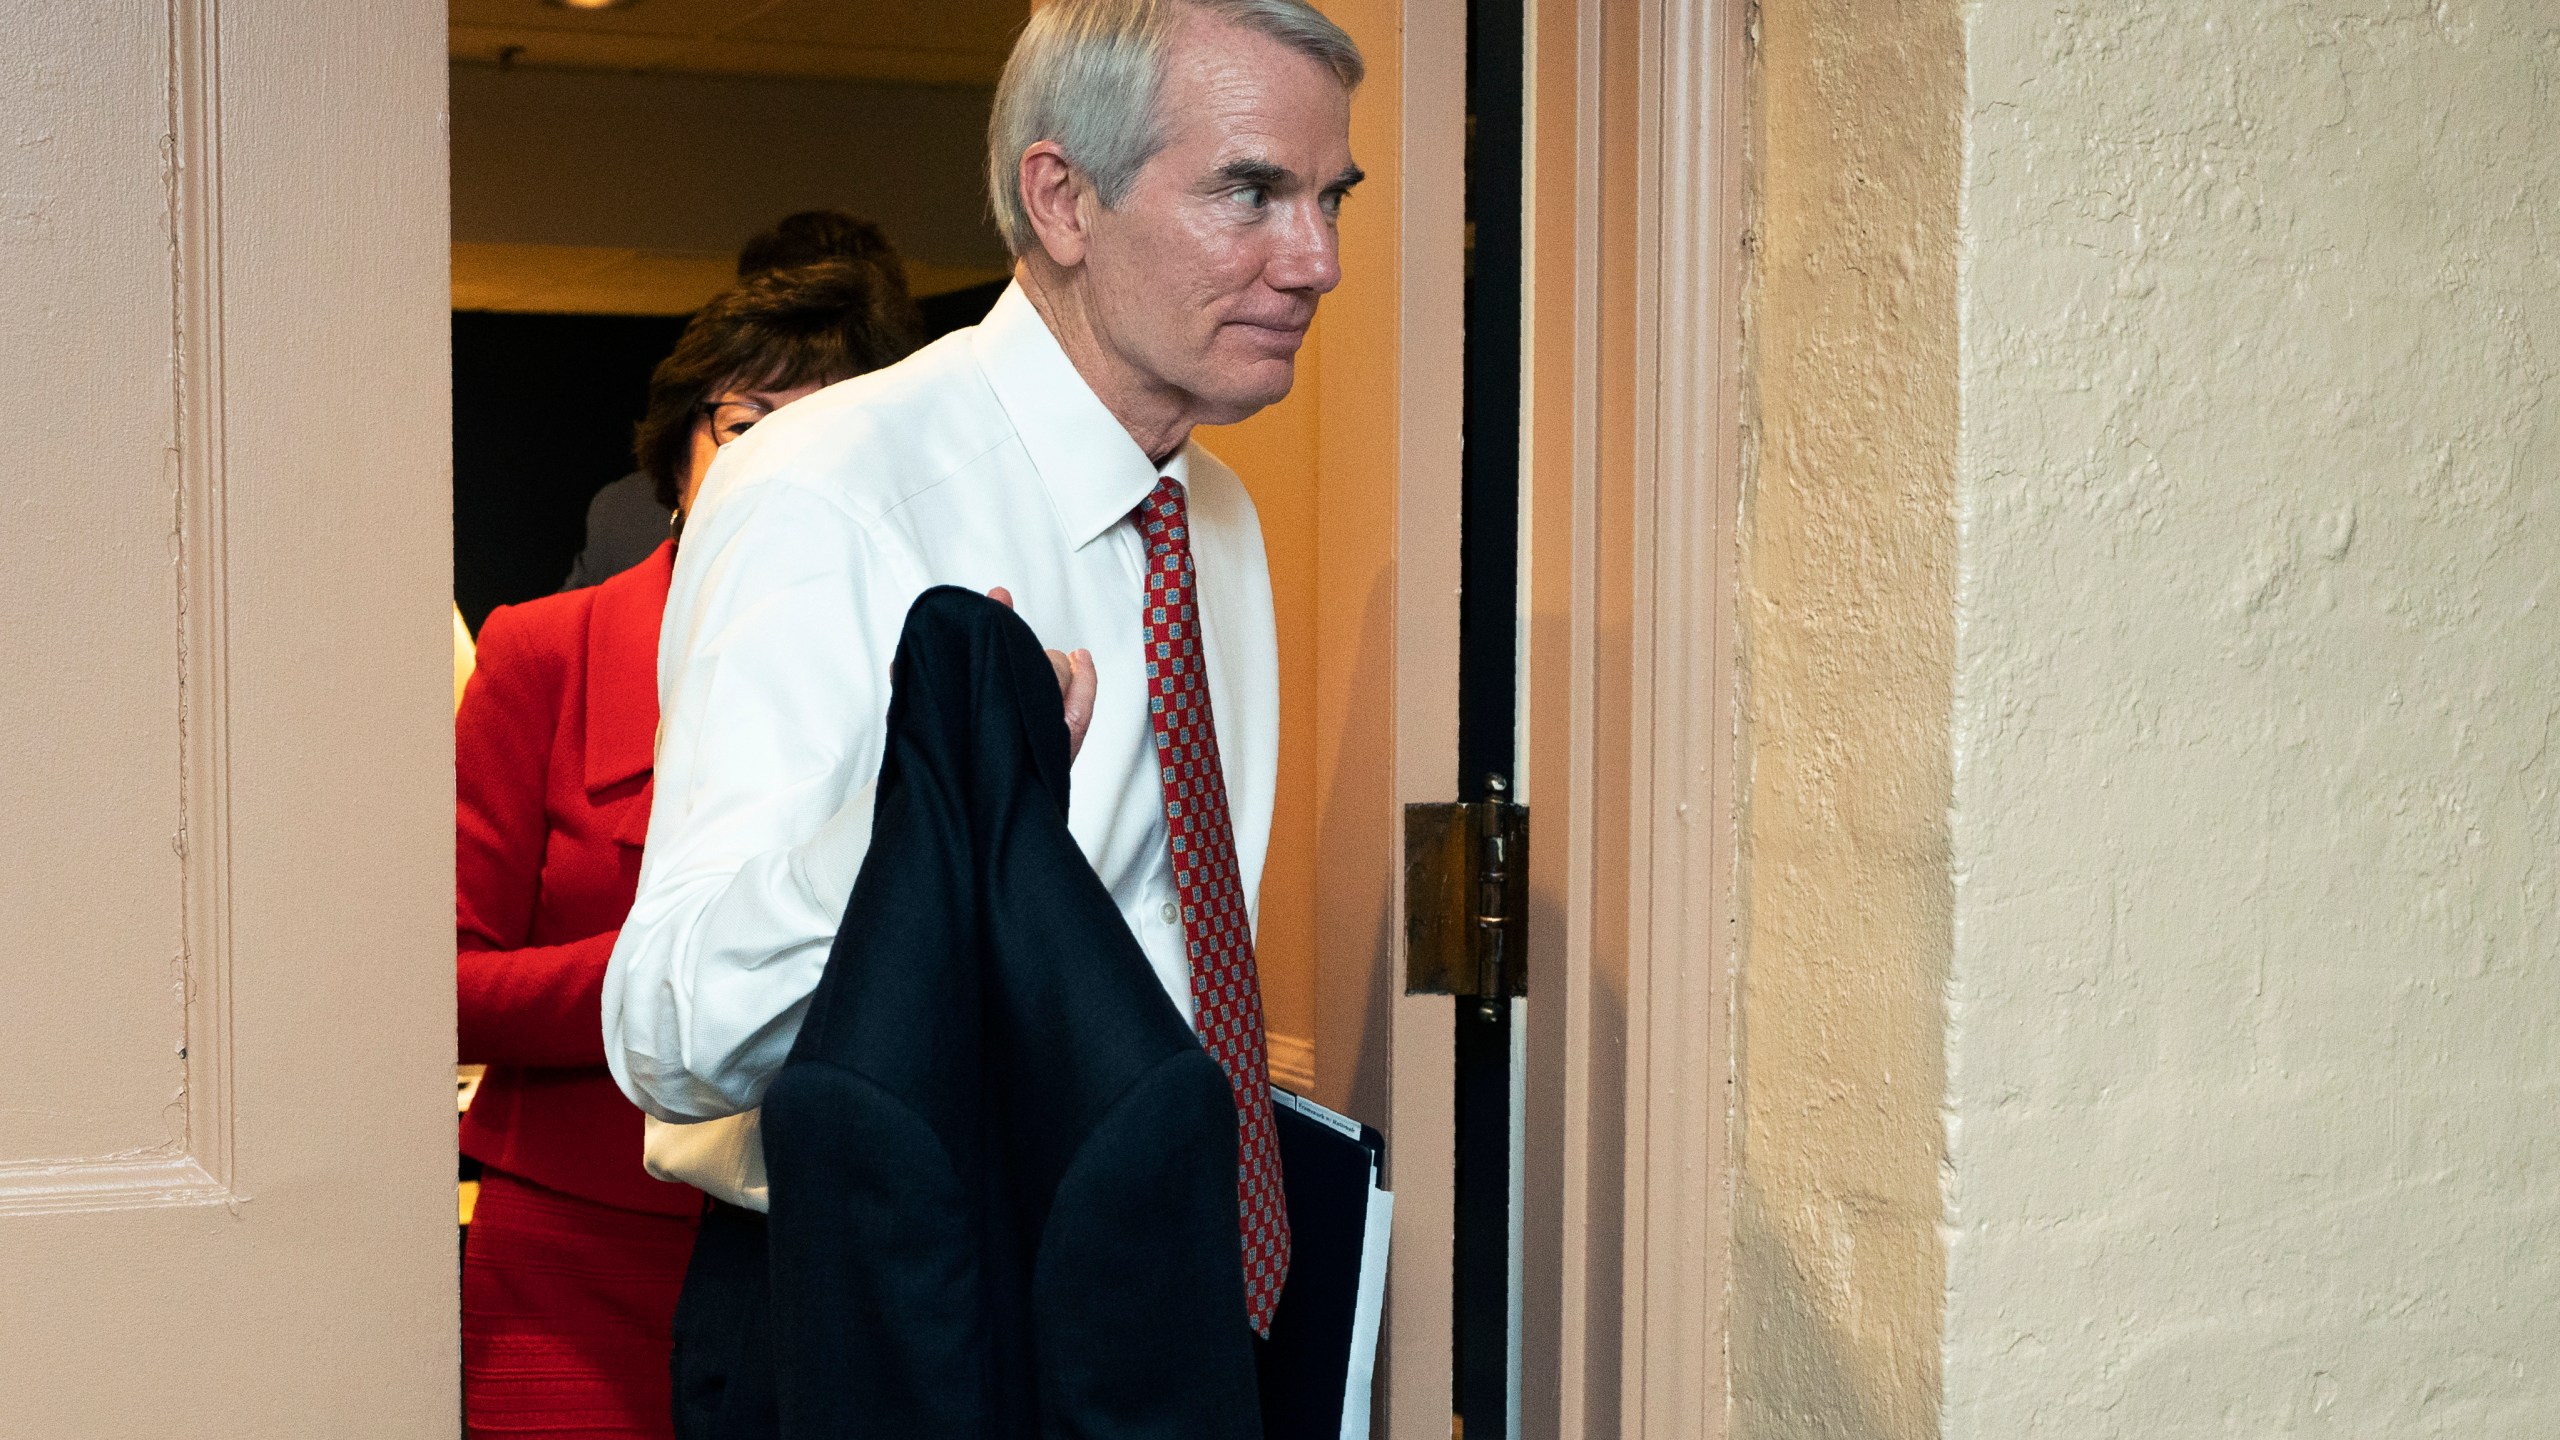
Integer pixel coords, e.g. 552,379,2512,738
1256,1087,1391,1440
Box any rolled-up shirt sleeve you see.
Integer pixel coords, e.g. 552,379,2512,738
603,474,918,1121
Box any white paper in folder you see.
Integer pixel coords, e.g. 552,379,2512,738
1262,1086,1393,1440
1342,1177,1394,1439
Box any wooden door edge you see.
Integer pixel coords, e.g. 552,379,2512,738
1518,0,1747,1436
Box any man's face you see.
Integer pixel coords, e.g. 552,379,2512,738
1078,14,1360,427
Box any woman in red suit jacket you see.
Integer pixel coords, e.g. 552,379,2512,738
457,255,916,1440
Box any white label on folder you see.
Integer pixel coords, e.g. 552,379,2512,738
1269,1085,1364,1143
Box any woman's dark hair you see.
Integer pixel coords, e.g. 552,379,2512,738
736,210,924,340
738,209,900,281
633,256,921,511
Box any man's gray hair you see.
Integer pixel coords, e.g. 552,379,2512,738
987,0,1365,257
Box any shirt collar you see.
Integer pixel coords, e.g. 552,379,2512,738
969,281,1192,551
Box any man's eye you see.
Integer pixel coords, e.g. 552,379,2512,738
1235,184,1268,209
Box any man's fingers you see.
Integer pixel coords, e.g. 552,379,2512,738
998,589,1093,761
1060,649,1098,762
1064,649,1098,723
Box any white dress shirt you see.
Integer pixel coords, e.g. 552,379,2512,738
603,283,1278,1207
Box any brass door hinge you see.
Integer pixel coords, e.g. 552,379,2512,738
1404,791,1529,1013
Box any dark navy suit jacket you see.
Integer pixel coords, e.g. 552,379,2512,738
760,588,1262,1440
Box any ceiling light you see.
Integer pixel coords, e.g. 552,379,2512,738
545,0,638,10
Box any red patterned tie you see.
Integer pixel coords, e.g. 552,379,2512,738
1136,476,1291,1336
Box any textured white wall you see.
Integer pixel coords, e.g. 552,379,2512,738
1947,2,2560,1434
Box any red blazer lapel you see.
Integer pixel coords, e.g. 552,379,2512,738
583,541,674,843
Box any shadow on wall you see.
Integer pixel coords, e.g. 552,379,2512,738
1732,1178,1899,1440
1313,569,1397,1127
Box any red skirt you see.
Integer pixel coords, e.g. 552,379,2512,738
463,1167,702,1439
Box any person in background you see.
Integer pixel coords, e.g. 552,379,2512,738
455,257,917,1440
733,208,914,303
751,205,1009,340
558,211,923,590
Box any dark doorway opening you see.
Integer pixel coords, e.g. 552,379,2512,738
451,310,687,630
1454,0,1527,1434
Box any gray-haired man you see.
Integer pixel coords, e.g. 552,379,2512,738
600,0,1363,1431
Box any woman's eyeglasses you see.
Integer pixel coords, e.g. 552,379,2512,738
697,397,775,447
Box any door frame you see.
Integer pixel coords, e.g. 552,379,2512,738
1516,0,1748,1436
1304,0,1743,1433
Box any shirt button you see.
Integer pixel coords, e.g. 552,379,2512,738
1161,902,1180,925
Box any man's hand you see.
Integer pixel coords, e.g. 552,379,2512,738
988,587,1098,761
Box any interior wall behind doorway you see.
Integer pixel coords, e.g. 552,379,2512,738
449,60,1011,312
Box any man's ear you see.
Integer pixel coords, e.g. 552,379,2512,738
1018,141,1092,269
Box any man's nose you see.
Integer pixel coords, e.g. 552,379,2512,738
1266,202,1344,297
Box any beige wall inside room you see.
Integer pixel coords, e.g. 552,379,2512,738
448,61,1012,312
1740,0,2560,1435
